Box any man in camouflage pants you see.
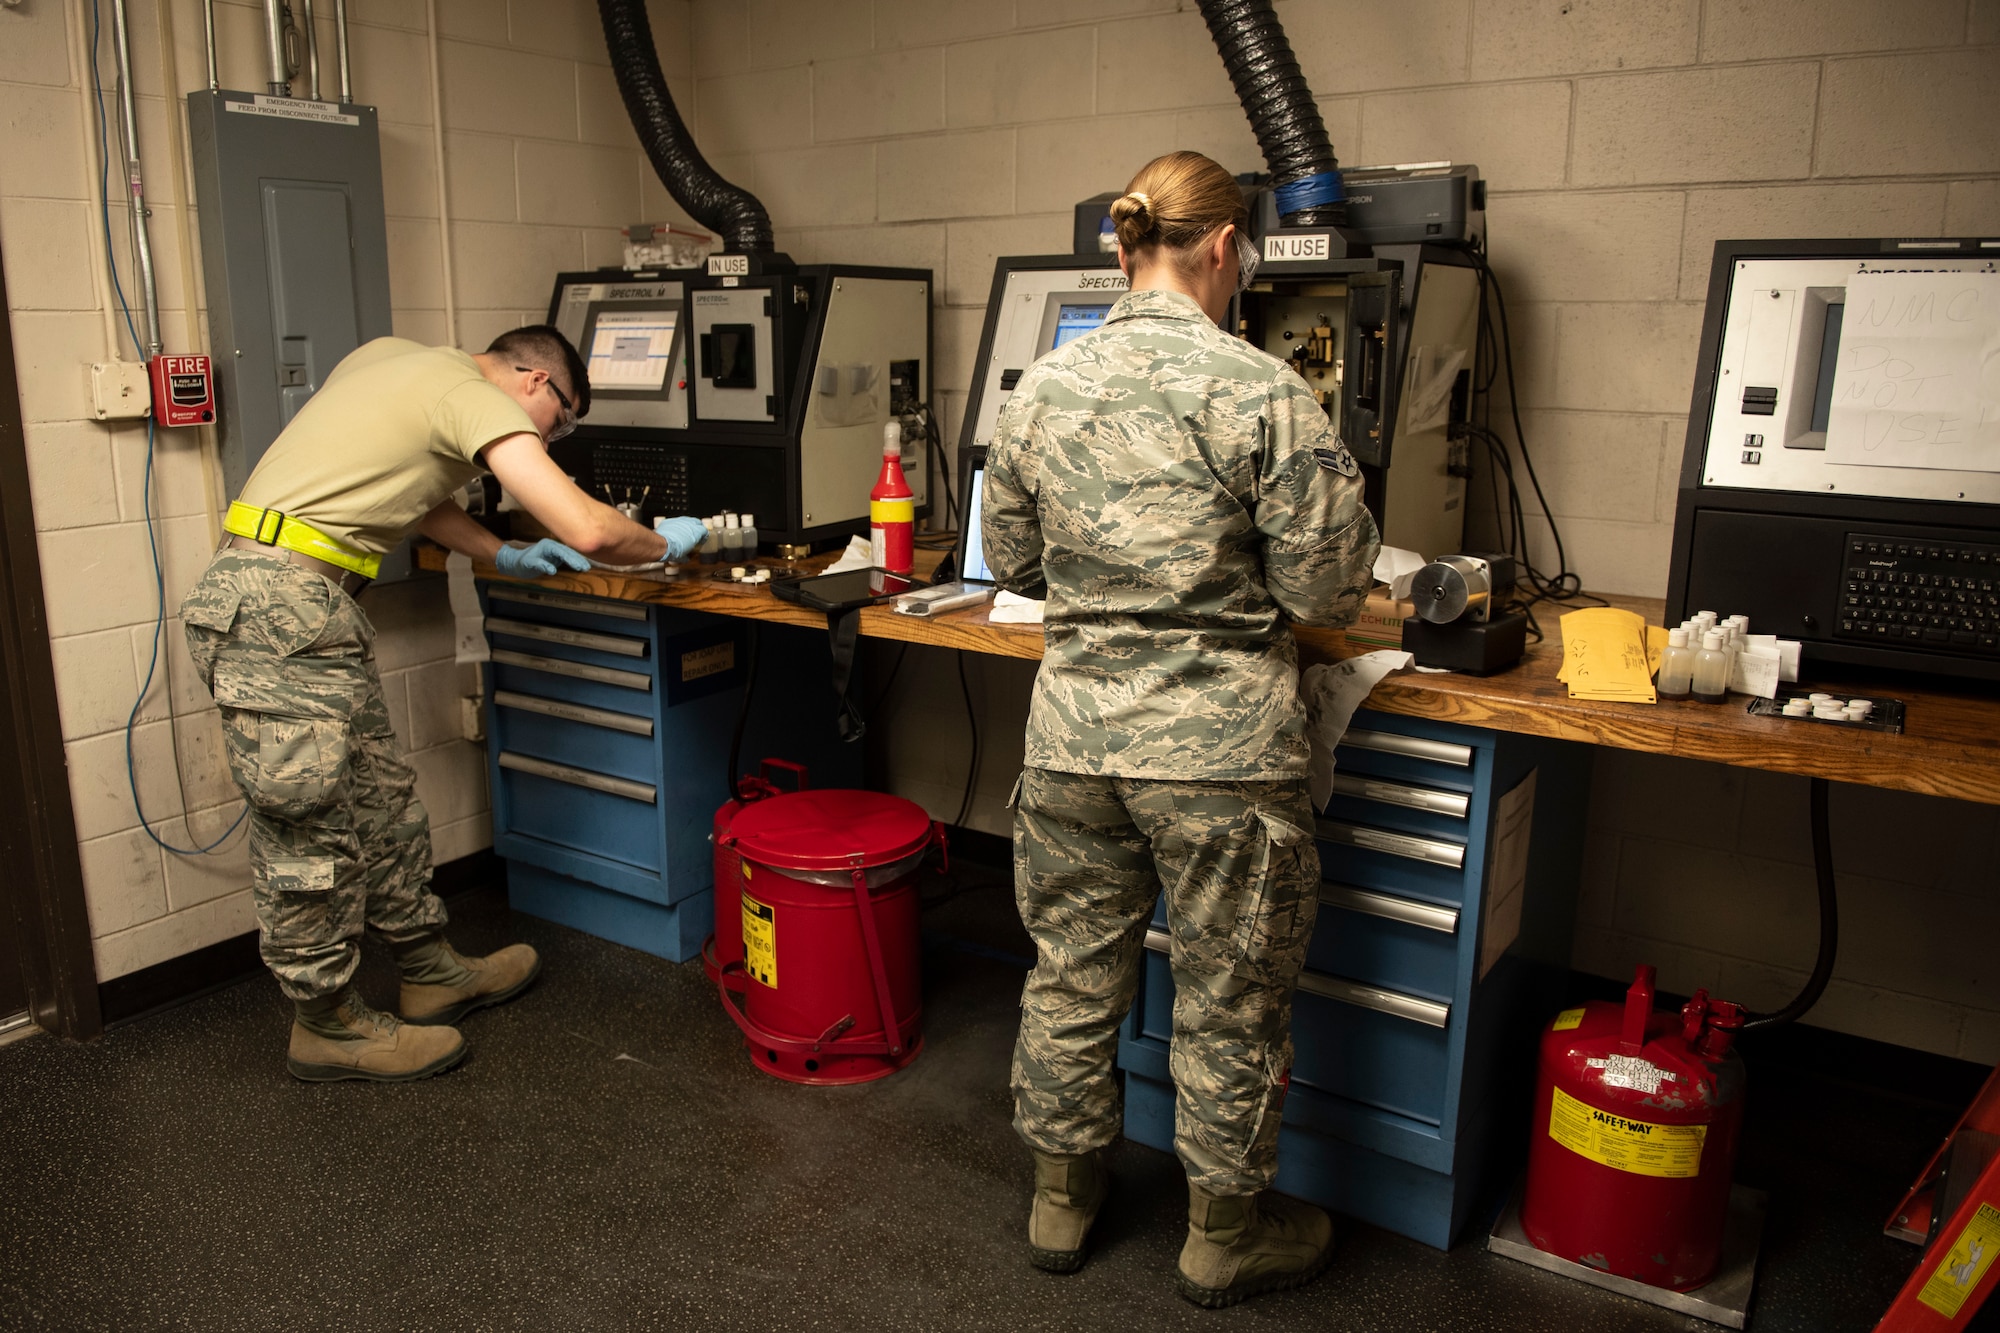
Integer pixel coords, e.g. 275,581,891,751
182,325,711,1082
983,158,1379,1306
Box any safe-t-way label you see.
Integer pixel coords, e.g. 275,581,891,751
741,891,777,988
1918,1201,2000,1319
1548,1086,1706,1178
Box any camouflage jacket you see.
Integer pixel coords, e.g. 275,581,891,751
982,286,1380,780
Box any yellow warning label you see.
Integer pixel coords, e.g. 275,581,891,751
742,892,776,988
1918,1201,2000,1319
1548,1085,1706,1179
1552,1008,1586,1031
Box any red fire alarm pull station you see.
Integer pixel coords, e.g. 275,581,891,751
148,354,214,427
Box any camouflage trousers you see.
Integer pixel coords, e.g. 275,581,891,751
1010,766,1319,1196
181,550,446,1002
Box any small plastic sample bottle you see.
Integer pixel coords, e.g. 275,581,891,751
739,513,758,556
1691,630,1731,704
1657,628,1694,699
720,513,744,562
698,516,723,564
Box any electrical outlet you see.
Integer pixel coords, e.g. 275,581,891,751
89,361,154,419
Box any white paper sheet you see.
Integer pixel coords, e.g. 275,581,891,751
822,535,874,575
447,551,489,665
1302,650,1415,810
988,590,1045,624
1825,271,2000,473
1371,545,1428,590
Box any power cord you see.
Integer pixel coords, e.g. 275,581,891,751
1463,247,1600,618
94,0,246,856
952,651,980,828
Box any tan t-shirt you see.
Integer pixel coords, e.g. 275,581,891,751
236,338,537,554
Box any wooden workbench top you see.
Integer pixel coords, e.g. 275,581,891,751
423,547,2000,806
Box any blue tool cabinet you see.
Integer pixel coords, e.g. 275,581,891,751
1116,708,1592,1249
478,582,860,961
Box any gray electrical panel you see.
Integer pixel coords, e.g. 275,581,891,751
187,90,393,501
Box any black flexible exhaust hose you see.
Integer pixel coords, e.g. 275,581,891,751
597,0,773,253
1195,0,1346,228
1742,777,1838,1031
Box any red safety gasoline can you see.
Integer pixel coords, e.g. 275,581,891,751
713,789,944,1086
1521,964,1747,1291
703,759,807,990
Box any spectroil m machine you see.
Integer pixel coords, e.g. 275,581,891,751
1666,236,2000,682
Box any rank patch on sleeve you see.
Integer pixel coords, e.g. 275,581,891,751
1313,444,1359,476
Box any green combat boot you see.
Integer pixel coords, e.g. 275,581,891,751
396,936,542,1026
287,989,466,1083
1027,1149,1110,1273
1176,1183,1334,1307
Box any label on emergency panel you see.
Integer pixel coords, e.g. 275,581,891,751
1547,1086,1706,1179
224,95,360,126
1918,1201,2000,1319
681,642,735,682
1552,1008,1586,1031
741,892,777,988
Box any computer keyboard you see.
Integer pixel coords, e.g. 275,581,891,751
1837,533,2000,655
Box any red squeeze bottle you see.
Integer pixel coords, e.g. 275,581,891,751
870,421,915,575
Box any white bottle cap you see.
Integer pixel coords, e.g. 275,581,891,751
1698,610,1717,621
1701,631,1724,650
741,513,754,528
731,566,746,578
1847,699,1873,711
724,513,739,528
1668,628,1688,647
1783,703,1810,717
883,420,903,455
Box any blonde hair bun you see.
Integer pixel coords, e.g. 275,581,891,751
1108,152,1248,262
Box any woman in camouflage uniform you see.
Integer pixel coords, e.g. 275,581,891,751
982,151,1380,1306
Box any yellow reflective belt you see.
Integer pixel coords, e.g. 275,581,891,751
223,501,383,579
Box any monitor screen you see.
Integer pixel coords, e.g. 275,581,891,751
1050,303,1111,350
961,464,992,584
585,308,678,393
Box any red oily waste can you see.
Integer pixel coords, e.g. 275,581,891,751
714,788,943,1086
704,759,808,989
1521,964,1747,1292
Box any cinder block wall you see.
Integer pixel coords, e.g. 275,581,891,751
0,0,698,983
684,0,2000,1062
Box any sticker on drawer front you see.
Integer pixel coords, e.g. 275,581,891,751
1547,1086,1705,1178
682,642,735,681
742,892,776,987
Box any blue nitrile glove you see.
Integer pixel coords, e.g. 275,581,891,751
494,539,591,578
655,515,708,563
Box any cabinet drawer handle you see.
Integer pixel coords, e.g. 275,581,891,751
494,690,654,737
1329,774,1469,819
487,616,648,657
1319,882,1458,934
488,585,648,621
1296,971,1450,1028
491,649,652,692
1316,819,1466,869
1342,729,1473,767
1141,930,1449,1028
498,751,656,803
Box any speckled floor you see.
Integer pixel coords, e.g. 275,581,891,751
0,872,1986,1333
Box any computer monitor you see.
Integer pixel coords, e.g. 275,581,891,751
584,308,678,392
1049,301,1111,350
957,447,993,585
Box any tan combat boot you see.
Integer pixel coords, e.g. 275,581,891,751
287,990,466,1083
1176,1183,1334,1307
398,938,541,1026
1027,1148,1110,1273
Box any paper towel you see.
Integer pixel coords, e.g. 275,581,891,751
1302,650,1414,809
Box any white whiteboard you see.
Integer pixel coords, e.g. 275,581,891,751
1825,271,2000,473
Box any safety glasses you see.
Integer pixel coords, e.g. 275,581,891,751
1233,228,1261,294
516,365,578,443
